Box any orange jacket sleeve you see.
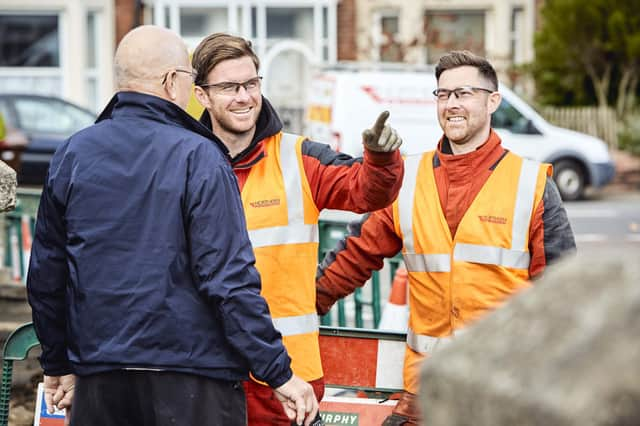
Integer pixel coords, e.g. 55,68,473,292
301,141,403,212
316,206,403,315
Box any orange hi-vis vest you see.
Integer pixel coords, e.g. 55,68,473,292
392,150,551,393
242,132,322,382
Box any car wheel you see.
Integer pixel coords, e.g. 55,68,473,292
553,160,585,201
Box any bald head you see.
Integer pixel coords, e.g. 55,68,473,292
114,25,189,90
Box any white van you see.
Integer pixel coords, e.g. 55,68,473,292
304,64,615,201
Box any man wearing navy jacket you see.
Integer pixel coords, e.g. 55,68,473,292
27,25,317,426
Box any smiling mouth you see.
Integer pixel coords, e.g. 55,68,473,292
231,107,252,115
447,116,465,122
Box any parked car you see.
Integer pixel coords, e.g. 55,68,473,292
0,94,95,185
304,64,616,200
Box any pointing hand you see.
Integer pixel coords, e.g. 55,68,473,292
361,111,403,153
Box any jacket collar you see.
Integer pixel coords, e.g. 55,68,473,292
435,129,506,172
98,91,230,157
198,96,282,166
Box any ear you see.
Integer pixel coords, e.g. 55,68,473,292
193,86,212,110
164,71,179,101
487,91,501,114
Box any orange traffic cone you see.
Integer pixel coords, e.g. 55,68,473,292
378,267,409,331
21,215,32,282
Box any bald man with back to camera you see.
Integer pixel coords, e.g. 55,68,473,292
26,25,318,426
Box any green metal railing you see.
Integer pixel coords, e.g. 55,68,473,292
318,220,402,328
0,323,39,426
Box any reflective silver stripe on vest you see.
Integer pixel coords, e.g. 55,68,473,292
247,133,317,249
272,313,319,336
406,327,463,354
248,223,319,248
403,253,451,273
281,133,305,224
453,243,530,269
398,154,422,253
399,154,451,272
511,158,539,251
453,158,540,269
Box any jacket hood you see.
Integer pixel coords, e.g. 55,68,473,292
198,96,282,164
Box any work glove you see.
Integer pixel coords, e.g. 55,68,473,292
362,111,403,153
382,391,420,425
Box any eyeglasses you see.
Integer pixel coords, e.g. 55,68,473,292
161,67,198,85
432,86,494,102
198,76,263,95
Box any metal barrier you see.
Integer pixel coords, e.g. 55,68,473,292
319,326,405,396
0,323,404,425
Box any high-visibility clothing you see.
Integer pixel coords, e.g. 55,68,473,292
393,150,550,393
243,132,322,382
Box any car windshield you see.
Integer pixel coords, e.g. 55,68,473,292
12,97,94,136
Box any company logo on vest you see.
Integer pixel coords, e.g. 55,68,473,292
478,215,507,225
249,198,280,208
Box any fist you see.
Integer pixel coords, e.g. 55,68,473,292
362,111,402,153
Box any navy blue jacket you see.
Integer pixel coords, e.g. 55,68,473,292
27,92,292,388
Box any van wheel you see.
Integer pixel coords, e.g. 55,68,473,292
553,160,585,201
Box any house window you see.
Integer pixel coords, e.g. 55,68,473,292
510,7,524,64
0,14,59,67
0,14,62,96
86,11,100,112
424,10,485,64
378,14,402,62
180,7,228,37
266,7,313,43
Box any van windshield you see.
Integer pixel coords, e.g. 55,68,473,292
491,98,539,134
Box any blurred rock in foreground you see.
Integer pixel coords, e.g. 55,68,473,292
420,248,640,426
0,160,17,212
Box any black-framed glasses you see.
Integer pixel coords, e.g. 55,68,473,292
161,67,198,85
198,76,263,95
432,86,494,102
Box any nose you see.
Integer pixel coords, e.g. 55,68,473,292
234,85,251,102
445,92,461,108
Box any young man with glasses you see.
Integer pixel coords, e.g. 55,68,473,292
27,25,319,426
316,50,576,425
191,33,404,425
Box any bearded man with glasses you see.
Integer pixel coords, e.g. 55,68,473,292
191,32,404,425
315,50,576,425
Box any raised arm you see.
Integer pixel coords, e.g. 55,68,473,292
302,112,404,213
